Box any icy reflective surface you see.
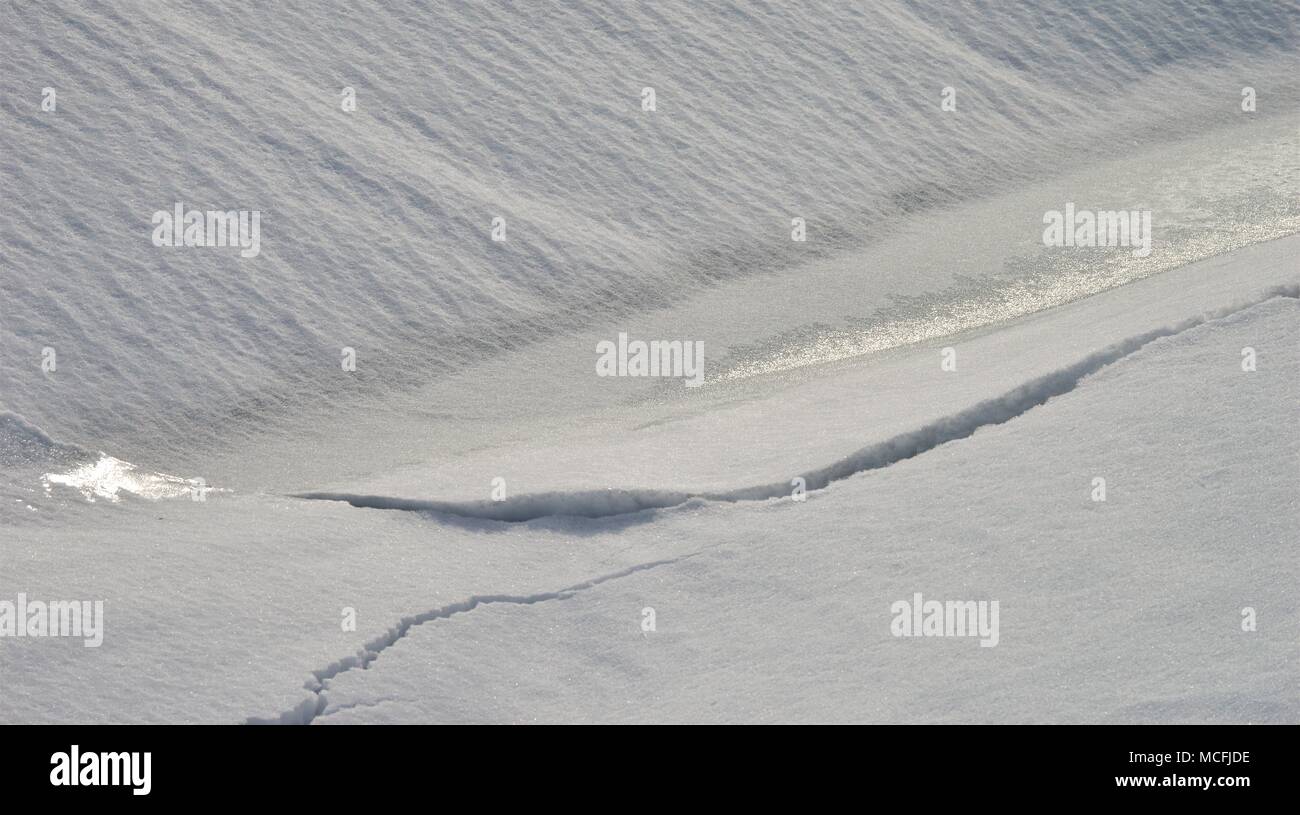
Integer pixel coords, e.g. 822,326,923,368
42,455,205,503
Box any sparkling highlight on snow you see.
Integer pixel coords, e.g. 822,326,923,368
43,455,203,503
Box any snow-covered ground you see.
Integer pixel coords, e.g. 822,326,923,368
316,295,1300,725
1,1,1297,723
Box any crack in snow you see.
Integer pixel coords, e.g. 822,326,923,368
246,556,685,725
297,286,1300,524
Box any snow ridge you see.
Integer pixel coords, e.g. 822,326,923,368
0,410,93,468
297,285,1300,524
246,556,686,725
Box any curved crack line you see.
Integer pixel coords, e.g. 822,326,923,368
246,556,685,725
297,285,1300,524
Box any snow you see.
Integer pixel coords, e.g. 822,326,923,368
313,294,1300,724
1,1,1297,723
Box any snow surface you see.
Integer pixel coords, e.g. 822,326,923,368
1,1,1297,723
314,296,1300,724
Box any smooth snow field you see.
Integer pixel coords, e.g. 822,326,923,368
1,1,1298,724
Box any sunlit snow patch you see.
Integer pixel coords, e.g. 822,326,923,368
43,454,216,503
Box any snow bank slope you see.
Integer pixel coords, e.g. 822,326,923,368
2,1,1298,460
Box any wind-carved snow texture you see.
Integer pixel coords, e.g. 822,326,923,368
298,286,1300,524
3,1,1298,460
246,557,687,725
